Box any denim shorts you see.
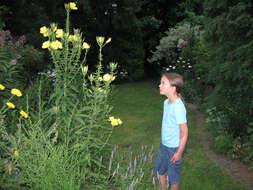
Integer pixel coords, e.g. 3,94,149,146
153,143,185,184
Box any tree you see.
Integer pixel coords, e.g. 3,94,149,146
203,0,253,136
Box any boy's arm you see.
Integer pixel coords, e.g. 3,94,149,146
171,123,188,163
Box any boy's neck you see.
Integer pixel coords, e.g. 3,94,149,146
167,94,179,104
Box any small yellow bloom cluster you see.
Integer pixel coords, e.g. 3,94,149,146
69,2,78,10
40,25,63,50
0,84,5,90
20,110,28,119
0,86,29,119
11,88,22,97
42,40,63,50
109,116,123,127
51,40,63,50
6,102,15,109
14,150,19,157
103,74,116,82
40,3,91,52
40,26,49,37
82,42,90,49
56,29,64,38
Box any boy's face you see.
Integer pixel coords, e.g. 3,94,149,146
159,76,175,97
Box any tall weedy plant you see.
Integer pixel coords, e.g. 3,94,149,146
0,2,122,190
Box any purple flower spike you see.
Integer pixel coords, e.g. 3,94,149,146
99,156,103,162
152,177,156,185
111,151,114,159
114,145,118,152
108,159,112,172
151,169,154,176
141,145,144,151
134,157,137,167
157,171,160,180
127,166,130,172
143,155,147,163
129,183,134,190
129,161,132,169
167,175,170,188
150,155,153,163
140,168,143,174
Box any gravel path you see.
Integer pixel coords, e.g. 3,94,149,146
188,104,253,190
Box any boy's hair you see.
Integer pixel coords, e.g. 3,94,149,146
162,72,185,104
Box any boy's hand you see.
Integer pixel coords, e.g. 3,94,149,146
171,152,181,163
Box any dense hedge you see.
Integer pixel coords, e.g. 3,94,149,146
203,1,253,135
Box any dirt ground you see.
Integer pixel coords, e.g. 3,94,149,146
188,104,253,190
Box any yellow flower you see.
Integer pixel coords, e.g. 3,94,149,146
20,110,28,119
6,102,15,109
40,26,49,37
103,74,111,82
42,41,51,49
109,117,122,126
40,26,48,34
14,150,19,157
50,40,63,50
11,88,22,97
117,119,123,125
103,74,115,82
82,42,90,49
0,84,5,90
69,2,78,10
111,119,119,126
43,31,49,37
109,116,115,121
56,29,64,38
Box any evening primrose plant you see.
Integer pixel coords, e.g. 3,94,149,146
0,2,122,190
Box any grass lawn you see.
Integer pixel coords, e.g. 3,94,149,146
109,80,248,190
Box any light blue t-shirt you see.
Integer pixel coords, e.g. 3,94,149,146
161,98,187,148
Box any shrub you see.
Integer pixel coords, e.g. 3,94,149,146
0,30,45,90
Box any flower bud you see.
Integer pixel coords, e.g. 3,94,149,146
105,37,112,44
96,36,105,46
81,66,88,74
